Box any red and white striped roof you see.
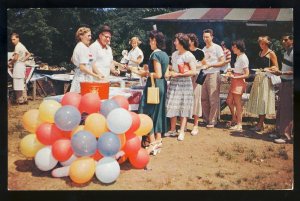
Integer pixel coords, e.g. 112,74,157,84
144,8,293,22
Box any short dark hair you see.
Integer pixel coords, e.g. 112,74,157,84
11,33,19,38
203,29,213,36
175,33,190,50
282,33,293,40
232,40,246,53
149,30,166,50
187,33,199,47
99,24,113,35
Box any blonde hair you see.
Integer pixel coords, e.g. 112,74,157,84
258,36,271,46
129,36,142,45
75,27,91,42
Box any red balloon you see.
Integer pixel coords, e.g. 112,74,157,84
61,92,82,108
129,148,149,169
111,95,129,110
78,93,101,114
125,112,140,137
125,131,136,140
92,150,103,161
123,136,141,156
52,139,73,162
36,123,64,145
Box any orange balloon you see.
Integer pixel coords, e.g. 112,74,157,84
118,133,126,150
70,125,85,138
134,114,153,136
69,157,95,184
84,113,108,138
39,100,62,123
22,109,43,133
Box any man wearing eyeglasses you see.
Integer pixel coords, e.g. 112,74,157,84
269,33,293,144
90,24,120,79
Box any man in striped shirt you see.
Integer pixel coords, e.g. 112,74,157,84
220,41,231,74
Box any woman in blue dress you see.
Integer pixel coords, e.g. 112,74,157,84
138,30,170,155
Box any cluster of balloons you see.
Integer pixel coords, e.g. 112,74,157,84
20,92,154,184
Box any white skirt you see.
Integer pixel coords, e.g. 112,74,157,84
13,62,26,78
13,78,25,91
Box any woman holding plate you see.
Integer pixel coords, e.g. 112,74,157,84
225,40,249,131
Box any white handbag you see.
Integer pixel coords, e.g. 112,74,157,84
266,72,281,85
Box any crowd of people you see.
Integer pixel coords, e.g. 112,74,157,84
9,24,294,156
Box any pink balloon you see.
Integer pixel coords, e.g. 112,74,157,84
61,92,82,108
79,93,101,114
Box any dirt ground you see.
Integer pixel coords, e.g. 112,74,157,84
8,95,293,190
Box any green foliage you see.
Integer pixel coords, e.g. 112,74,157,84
7,8,181,65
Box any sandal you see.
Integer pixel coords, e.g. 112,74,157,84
274,137,293,144
146,142,160,155
229,125,243,132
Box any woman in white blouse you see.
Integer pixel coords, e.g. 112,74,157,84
127,36,144,67
70,27,103,93
165,33,196,141
226,40,249,131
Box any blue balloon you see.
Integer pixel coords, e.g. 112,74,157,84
100,99,119,117
97,132,120,157
54,105,81,131
71,130,97,156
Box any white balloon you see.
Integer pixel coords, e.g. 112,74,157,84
60,154,78,167
95,157,120,184
34,146,58,171
52,166,70,177
106,108,132,134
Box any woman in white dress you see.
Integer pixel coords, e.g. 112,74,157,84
70,27,103,93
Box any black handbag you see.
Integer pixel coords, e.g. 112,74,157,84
195,69,206,85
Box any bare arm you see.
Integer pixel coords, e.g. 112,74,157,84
80,63,102,79
22,51,31,62
129,55,143,65
151,59,162,79
110,61,120,76
231,68,249,79
92,62,105,79
204,55,225,69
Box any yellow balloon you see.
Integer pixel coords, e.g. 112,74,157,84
84,113,108,138
70,125,85,138
135,114,153,136
39,100,61,123
118,133,126,150
69,157,95,184
22,109,43,133
20,134,45,158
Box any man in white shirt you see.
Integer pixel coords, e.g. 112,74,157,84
90,25,120,79
8,33,31,104
201,29,225,128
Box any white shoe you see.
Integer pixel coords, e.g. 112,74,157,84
164,130,177,137
191,126,199,136
177,132,185,141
